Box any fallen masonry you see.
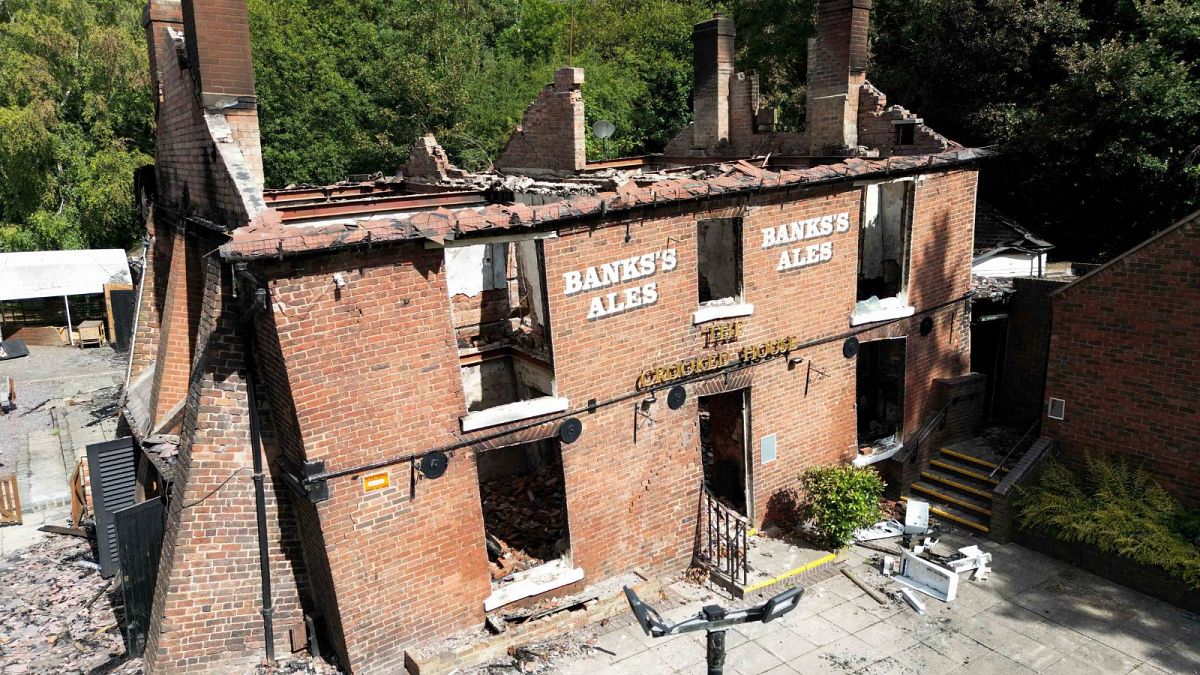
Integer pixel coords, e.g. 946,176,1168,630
0,535,139,674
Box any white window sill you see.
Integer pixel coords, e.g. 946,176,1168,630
461,396,569,432
483,559,584,611
692,302,754,325
850,297,915,326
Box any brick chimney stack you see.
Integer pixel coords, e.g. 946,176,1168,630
806,0,872,155
692,14,736,149
180,0,258,109
143,0,183,106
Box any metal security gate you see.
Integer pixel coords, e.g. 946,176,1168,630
86,438,137,578
699,485,749,587
114,497,164,656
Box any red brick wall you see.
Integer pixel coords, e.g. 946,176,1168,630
806,0,871,154
496,68,586,176
145,250,307,674
152,22,259,226
180,0,256,100
130,214,175,382
1044,218,1200,507
242,167,976,672
147,220,204,429
257,246,492,673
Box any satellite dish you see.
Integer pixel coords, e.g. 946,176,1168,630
592,120,616,140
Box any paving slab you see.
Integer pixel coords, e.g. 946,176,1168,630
536,525,1199,675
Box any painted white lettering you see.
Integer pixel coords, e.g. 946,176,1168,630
661,248,678,271
587,296,606,320
564,271,583,295
762,228,776,248
600,261,621,287
583,266,602,291
642,281,659,305
835,211,850,233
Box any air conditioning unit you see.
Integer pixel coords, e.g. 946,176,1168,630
1047,397,1066,421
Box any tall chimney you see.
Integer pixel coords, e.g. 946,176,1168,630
178,0,263,188
180,0,257,108
143,0,183,105
806,0,872,155
692,14,736,149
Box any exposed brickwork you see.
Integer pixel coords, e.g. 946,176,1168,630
991,437,1055,543
1043,214,1200,507
180,0,256,102
805,0,871,154
692,15,736,148
129,213,174,383
147,219,203,430
997,277,1068,423
234,167,977,672
665,17,807,158
404,134,465,183
144,253,307,673
152,19,262,225
857,82,955,156
496,68,586,176
143,0,183,105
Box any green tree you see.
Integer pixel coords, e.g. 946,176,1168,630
0,0,153,251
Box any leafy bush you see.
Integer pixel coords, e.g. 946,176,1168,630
1018,456,1200,589
799,465,886,548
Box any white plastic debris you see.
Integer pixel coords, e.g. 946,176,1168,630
945,545,992,577
899,588,926,614
893,549,959,602
904,501,931,536
854,519,904,542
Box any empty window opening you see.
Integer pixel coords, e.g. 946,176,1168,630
697,218,744,306
856,338,907,448
699,390,750,517
858,182,912,302
446,239,565,430
477,439,571,585
895,122,916,146
854,181,915,324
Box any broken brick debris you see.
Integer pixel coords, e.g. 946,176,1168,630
480,471,568,581
0,534,139,674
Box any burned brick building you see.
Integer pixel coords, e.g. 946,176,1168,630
121,0,987,672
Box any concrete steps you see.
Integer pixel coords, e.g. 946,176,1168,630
905,447,1008,534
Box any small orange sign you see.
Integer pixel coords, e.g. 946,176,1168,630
362,472,390,492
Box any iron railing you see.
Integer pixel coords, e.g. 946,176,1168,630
990,420,1040,479
894,404,948,464
700,485,749,587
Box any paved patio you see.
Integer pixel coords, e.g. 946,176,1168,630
550,528,1200,674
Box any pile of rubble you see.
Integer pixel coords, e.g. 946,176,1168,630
480,472,567,581
0,535,140,674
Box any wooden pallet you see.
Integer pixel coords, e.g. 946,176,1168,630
0,473,22,526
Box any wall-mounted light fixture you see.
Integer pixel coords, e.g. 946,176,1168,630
332,272,347,289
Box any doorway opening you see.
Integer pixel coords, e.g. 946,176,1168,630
698,390,750,518
970,299,1009,421
476,438,571,585
856,338,907,449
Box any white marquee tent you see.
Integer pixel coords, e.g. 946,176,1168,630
0,249,133,345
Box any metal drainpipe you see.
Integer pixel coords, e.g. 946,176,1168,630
239,285,275,664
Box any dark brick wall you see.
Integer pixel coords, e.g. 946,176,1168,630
998,277,1068,424
1043,217,1200,507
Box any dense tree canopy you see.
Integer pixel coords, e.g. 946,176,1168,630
0,0,154,251
0,0,1195,260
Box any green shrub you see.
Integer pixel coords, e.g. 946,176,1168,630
1018,455,1200,589
799,465,886,548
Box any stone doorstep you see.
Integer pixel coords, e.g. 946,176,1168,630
709,544,844,599
404,575,663,675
